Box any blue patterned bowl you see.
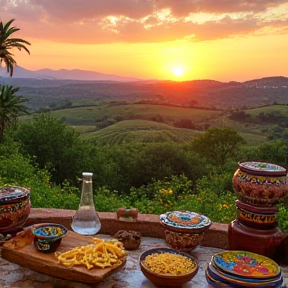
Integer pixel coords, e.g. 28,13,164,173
32,223,68,253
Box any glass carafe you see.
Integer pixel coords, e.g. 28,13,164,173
71,172,101,235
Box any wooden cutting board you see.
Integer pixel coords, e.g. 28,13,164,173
1,226,126,284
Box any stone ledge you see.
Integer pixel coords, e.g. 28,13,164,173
25,208,228,249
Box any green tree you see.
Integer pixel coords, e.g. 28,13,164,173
130,142,207,189
191,127,246,166
13,114,86,185
240,140,287,167
0,85,29,138
0,19,30,76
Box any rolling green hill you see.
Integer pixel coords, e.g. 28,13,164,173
79,120,202,144
49,103,223,129
22,102,275,146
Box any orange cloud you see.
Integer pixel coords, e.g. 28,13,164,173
0,0,287,44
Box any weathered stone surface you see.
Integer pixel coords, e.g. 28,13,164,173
1,235,288,287
0,236,221,288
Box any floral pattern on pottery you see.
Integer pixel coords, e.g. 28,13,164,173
232,161,288,206
32,223,68,253
235,200,278,229
206,261,283,287
212,251,281,278
164,229,204,252
0,186,31,233
160,211,211,231
160,211,211,252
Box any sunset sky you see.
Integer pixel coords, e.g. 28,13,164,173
1,0,288,82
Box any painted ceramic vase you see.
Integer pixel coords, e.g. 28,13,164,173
232,161,288,207
0,186,31,233
160,210,211,251
235,200,278,229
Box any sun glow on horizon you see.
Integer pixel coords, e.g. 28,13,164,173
173,67,184,77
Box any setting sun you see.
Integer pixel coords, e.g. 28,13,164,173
173,67,184,77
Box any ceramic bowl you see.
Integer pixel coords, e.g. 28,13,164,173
32,223,68,253
140,247,198,288
160,211,211,252
0,186,31,233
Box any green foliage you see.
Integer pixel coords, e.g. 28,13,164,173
30,181,80,210
94,187,131,212
276,202,288,233
192,174,237,222
94,173,237,223
240,140,287,167
0,19,31,76
191,127,246,166
12,113,87,185
0,85,29,138
0,136,79,209
129,142,208,190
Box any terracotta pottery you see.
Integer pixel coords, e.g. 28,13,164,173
0,186,31,233
228,218,284,262
232,161,288,207
235,200,278,229
160,211,211,252
116,208,138,222
164,229,205,252
140,247,198,287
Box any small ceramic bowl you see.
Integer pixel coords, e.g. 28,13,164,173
140,247,199,288
32,223,68,253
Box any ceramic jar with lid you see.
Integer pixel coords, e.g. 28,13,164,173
160,210,211,252
0,186,31,233
232,161,288,207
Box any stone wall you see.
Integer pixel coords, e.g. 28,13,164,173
25,208,229,249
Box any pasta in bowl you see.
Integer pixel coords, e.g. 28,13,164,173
140,247,198,287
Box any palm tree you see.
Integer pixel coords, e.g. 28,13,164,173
0,19,30,77
0,84,29,138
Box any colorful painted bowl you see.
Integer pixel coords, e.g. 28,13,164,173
206,250,283,287
0,186,31,233
232,161,288,206
160,210,211,251
32,223,68,253
140,247,198,288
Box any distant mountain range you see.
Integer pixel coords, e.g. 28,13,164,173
0,66,288,111
1,66,288,88
0,66,141,82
